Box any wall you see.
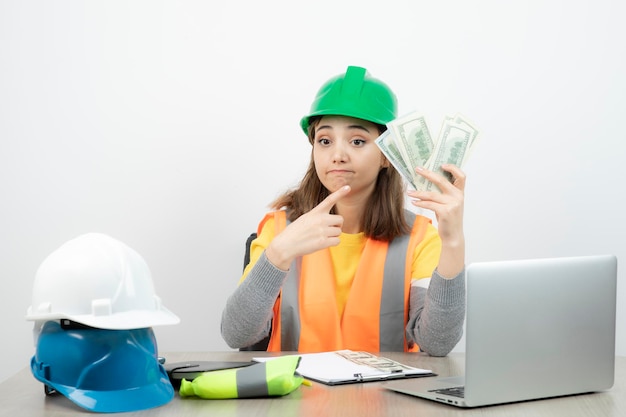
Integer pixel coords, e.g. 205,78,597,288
1,0,625,383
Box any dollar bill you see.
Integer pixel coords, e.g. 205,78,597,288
451,113,480,166
375,130,418,189
376,111,480,192
419,121,473,192
387,112,434,186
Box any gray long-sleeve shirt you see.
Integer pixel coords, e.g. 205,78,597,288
221,252,465,356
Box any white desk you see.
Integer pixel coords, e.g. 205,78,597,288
1,351,624,417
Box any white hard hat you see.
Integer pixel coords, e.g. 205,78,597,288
26,233,180,330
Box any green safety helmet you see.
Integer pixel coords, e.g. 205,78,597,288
300,66,398,135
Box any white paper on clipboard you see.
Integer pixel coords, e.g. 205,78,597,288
253,350,434,385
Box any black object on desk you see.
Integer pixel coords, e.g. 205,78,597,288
165,360,254,387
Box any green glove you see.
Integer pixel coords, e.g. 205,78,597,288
179,356,303,399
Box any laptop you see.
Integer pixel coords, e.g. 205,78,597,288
384,254,617,408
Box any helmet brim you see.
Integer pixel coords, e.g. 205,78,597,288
31,358,174,413
26,306,180,330
300,109,392,136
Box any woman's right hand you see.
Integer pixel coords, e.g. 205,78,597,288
265,185,351,270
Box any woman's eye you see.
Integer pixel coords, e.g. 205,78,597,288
352,139,365,146
318,138,331,145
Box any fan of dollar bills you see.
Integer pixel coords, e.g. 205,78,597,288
376,111,480,192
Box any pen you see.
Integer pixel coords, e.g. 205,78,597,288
295,371,313,387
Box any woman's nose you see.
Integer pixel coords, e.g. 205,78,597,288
332,142,348,162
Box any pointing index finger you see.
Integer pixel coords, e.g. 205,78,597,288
312,185,351,213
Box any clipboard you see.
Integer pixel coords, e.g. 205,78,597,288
254,350,435,385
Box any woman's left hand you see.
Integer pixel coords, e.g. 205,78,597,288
408,164,466,277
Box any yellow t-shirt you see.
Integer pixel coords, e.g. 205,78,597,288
241,215,442,318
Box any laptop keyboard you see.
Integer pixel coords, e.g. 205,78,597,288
429,386,465,398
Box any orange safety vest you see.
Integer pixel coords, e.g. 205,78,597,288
262,210,431,352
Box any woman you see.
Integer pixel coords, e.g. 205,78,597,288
221,66,465,356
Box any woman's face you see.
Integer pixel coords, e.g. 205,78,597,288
312,115,388,197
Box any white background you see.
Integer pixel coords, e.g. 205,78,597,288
1,0,625,383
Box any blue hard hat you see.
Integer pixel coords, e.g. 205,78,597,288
30,321,174,413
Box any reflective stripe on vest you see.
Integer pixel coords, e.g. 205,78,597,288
267,210,430,352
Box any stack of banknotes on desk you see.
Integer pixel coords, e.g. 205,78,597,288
376,111,480,191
